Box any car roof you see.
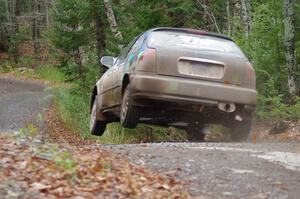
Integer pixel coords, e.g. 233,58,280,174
147,27,233,42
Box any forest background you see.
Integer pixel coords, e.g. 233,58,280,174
0,0,299,143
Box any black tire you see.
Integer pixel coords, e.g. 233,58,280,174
228,120,252,142
185,125,205,142
90,100,106,136
120,84,138,128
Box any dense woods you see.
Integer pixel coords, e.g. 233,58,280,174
0,0,300,132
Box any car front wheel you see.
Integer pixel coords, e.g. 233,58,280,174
90,100,106,136
120,84,138,128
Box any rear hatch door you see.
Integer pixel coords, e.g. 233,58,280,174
148,30,247,86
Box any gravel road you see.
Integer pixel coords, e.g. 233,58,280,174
2,77,300,199
104,142,300,199
0,77,52,132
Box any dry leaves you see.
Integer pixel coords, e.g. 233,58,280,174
45,106,94,146
0,134,193,199
0,103,195,198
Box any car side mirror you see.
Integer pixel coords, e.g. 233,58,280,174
100,56,116,68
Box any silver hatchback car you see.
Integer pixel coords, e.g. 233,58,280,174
90,27,257,141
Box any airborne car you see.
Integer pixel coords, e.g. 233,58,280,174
90,28,257,141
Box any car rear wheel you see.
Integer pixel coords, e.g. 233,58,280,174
228,119,252,142
185,125,205,142
90,100,106,136
120,84,138,128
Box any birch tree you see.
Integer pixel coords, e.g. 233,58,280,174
283,0,298,99
226,0,233,37
103,0,123,40
241,0,251,38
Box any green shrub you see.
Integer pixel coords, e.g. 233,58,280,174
255,75,300,122
0,60,14,73
256,95,300,123
54,87,91,138
36,65,66,82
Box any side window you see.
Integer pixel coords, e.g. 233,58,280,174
128,34,146,55
117,36,139,61
118,46,131,61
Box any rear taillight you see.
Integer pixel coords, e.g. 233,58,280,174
245,61,256,89
246,61,255,76
136,48,157,73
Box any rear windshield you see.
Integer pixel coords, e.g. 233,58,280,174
148,31,245,56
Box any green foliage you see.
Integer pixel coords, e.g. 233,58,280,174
257,95,300,122
36,65,67,83
54,87,91,138
255,75,300,122
296,1,300,66
0,1,6,23
54,150,76,173
236,0,287,96
50,0,93,53
0,0,9,49
19,123,39,139
0,60,13,73
50,0,108,79
111,0,201,46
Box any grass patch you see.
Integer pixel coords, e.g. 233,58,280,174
35,65,66,83
53,87,186,144
54,88,91,138
0,60,13,73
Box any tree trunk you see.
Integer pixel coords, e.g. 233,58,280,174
240,0,251,38
272,0,281,85
89,0,107,71
103,0,123,40
95,12,106,71
226,0,232,37
10,0,16,36
15,0,20,19
9,0,18,63
283,0,298,100
5,0,9,22
31,0,40,57
42,1,50,63
74,48,84,76
45,2,49,30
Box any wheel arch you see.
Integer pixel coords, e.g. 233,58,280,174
121,74,130,96
90,86,97,113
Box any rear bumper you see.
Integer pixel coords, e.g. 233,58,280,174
130,73,257,107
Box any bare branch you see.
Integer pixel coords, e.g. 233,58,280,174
196,0,221,33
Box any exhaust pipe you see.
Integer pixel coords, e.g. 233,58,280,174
218,102,236,113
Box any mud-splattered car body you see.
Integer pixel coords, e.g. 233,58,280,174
90,27,257,141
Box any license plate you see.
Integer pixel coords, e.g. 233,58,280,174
178,60,224,79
